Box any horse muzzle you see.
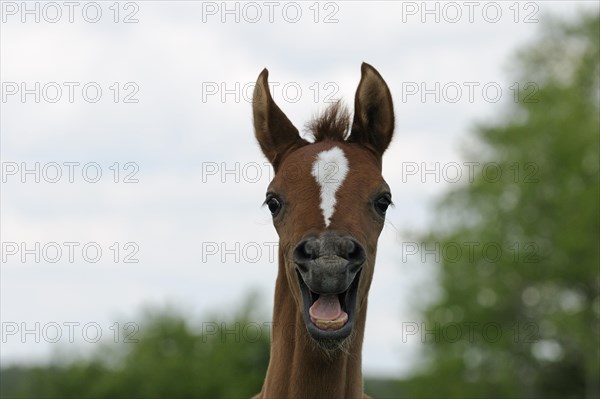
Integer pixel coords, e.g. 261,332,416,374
293,232,365,346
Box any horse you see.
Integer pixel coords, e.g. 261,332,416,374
251,63,395,398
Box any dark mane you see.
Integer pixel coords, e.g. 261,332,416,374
306,101,351,142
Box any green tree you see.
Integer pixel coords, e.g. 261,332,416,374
402,14,599,399
1,304,269,398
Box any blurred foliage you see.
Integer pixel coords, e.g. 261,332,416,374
1,305,269,398
390,13,599,399
2,13,598,399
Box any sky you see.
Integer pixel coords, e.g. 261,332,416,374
1,0,598,378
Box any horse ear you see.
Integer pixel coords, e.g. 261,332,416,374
348,63,395,156
253,69,307,171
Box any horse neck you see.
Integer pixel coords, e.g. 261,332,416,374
260,252,367,398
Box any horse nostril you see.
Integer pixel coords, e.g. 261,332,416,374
293,239,317,270
346,240,356,257
345,239,365,265
299,242,311,259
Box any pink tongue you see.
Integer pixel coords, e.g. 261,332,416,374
309,294,343,321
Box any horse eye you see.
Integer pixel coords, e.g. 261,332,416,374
374,194,391,215
266,196,281,216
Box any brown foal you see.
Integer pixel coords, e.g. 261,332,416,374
252,63,395,398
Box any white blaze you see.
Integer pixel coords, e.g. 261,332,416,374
311,146,349,227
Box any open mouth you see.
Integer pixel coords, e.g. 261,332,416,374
309,290,349,331
296,268,361,342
